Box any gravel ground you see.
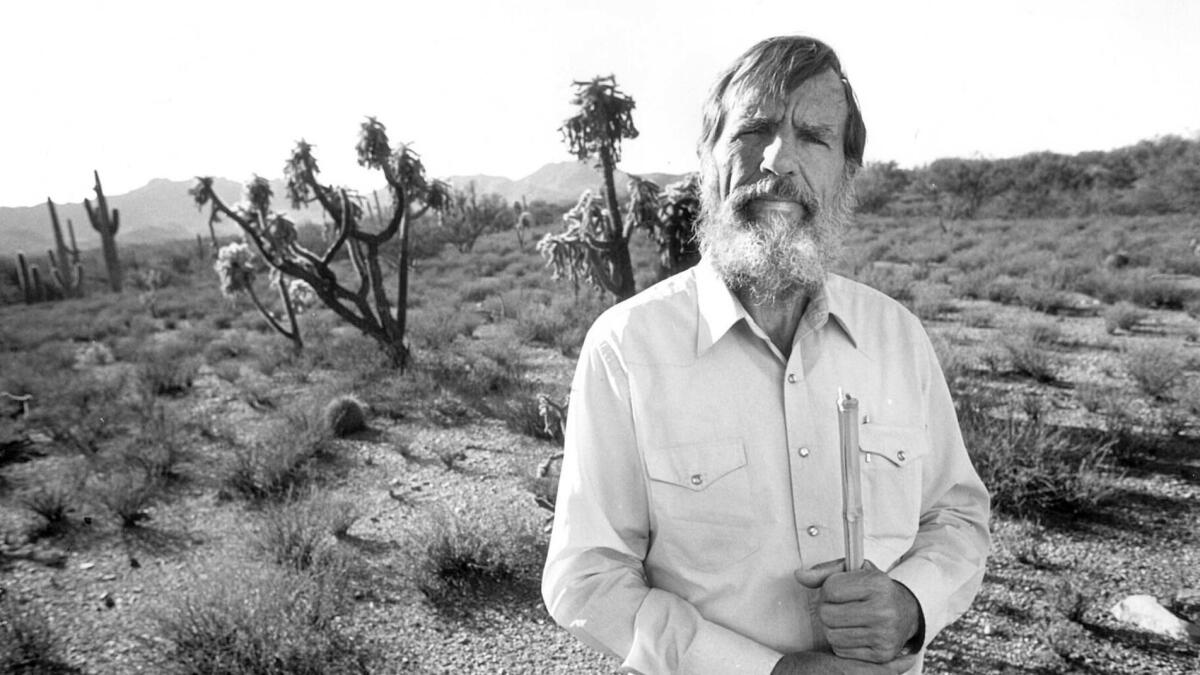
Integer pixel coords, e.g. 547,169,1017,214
3,299,1200,674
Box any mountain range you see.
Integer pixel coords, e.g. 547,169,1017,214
0,162,688,254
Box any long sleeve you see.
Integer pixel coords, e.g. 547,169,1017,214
541,330,784,675
885,334,992,648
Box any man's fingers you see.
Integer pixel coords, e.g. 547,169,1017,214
794,559,845,588
885,653,919,674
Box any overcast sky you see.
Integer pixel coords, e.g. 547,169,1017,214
2,0,1197,208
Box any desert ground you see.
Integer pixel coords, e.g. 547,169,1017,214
2,212,1199,674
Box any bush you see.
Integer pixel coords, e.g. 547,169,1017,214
1102,301,1147,334
155,564,370,675
93,468,162,528
403,506,541,603
1003,337,1058,383
0,594,78,674
323,395,367,438
910,283,955,320
958,398,1116,517
224,441,313,501
19,474,81,538
255,496,342,572
1124,342,1185,400
136,346,202,397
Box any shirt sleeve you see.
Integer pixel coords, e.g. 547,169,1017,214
885,331,992,649
542,329,784,675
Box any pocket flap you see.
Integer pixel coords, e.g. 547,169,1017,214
645,439,747,491
858,423,928,467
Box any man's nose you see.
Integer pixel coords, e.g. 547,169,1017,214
761,134,799,177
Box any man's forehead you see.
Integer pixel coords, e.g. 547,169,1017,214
723,69,847,123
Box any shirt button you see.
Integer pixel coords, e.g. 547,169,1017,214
897,451,907,462
807,526,820,537
786,373,797,384
690,474,703,486
797,447,810,458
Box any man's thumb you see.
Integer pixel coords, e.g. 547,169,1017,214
793,559,844,588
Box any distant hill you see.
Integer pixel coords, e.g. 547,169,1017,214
0,163,688,253
444,161,688,205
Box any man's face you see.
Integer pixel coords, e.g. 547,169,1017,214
698,68,854,302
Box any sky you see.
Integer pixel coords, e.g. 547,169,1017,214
2,0,1198,208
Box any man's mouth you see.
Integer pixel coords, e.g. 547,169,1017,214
747,198,808,222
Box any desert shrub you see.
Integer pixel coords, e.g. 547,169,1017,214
323,395,367,438
20,472,84,538
93,468,162,528
958,399,1116,517
203,333,251,363
857,265,915,303
929,333,969,393
500,394,561,442
1124,342,1186,400
1075,382,1124,414
982,276,1026,305
950,268,995,300
0,594,78,674
1025,320,1064,347
155,564,370,675
407,306,483,349
961,308,995,328
224,442,313,501
1102,301,1147,334
135,342,203,397
1122,272,1194,310
403,505,541,603
458,277,508,303
911,283,955,320
1003,337,1058,383
254,496,342,572
28,371,129,453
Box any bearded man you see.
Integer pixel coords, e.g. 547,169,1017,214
542,36,990,675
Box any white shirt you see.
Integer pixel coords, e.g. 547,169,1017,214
542,260,991,674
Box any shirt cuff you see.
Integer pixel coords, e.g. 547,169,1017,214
887,556,942,650
676,618,783,674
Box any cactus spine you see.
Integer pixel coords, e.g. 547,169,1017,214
83,170,122,292
46,198,83,297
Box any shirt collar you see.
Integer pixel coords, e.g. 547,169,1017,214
694,261,859,356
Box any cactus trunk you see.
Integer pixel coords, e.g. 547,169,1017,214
83,170,123,292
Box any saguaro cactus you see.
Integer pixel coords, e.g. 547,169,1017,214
46,198,83,297
15,252,43,304
83,170,122,292
190,117,449,370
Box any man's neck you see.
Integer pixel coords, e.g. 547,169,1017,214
734,287,813,359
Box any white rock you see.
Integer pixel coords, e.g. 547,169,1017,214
1110,594,1200,642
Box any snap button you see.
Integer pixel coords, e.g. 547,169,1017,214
864,453,872,463
786,373,797,384
797,447,810,458
807,526,819,537
897,451,907,462
690,474,703,486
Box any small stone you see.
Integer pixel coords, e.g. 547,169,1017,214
100,574,117,582
79,562,95,570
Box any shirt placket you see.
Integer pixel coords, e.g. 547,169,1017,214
784,317,845,567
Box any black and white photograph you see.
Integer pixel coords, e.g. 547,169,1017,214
1,1,1198,673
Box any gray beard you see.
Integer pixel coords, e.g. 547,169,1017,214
696,175,854,305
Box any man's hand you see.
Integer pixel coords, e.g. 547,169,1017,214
770,651,917,675
794,559,922,664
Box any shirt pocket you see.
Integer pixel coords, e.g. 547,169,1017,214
644,438,761,571
857,423,929,564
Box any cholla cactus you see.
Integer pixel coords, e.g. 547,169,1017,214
215,242,303,351
546,75,641,301
191,117,450,370
288,279,316,312
215,242,256,297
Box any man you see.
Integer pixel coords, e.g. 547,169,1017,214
542,36,990,675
